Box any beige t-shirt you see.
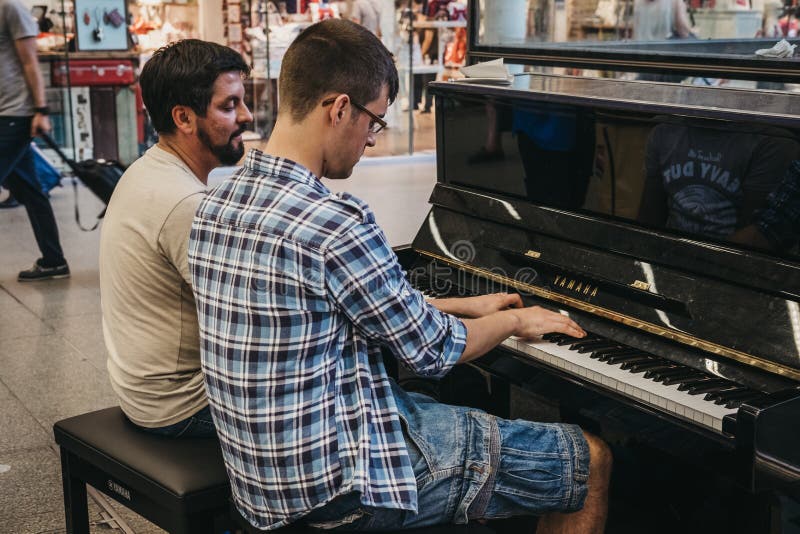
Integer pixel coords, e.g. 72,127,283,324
100,145,207,427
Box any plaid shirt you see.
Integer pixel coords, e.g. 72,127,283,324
188,150,467,530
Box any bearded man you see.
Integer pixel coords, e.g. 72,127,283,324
99,39,252,437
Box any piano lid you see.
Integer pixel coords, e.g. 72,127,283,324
430,74,800,127
418,74,800,380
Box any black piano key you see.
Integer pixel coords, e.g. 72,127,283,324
725,393,764,409
555,336,585,346
543,333,571,343
605,353,648,365
653,368,694,380
625,360,670,373
568,339,616,352
715,393,759,407
685,379,734,395
661,371,706,385
643,366,679,379
650,370,701,383
676,376,721,391
703,387,745,403
594,349,645,362
619,357,658,370
653,365,699,384
578,344,624,354
591,348,642,360
705,388,749,404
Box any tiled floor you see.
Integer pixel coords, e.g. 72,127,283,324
0,153,436,533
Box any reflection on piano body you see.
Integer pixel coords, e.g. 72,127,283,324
397,74,800,520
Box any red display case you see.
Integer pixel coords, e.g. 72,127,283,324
51,59,136,86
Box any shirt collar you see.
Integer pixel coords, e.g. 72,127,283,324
243,148,331,196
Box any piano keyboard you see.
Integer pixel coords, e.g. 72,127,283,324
502,333,765,434
408,273,765,434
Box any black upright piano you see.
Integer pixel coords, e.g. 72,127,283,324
398,73,800,532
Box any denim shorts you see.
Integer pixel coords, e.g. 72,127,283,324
302,380,590,530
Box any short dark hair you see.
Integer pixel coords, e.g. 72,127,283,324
278,19,399,122
140,39,251,134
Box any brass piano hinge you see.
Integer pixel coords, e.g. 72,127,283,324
630,280,650,291
418,250,800,382
525,250,542,259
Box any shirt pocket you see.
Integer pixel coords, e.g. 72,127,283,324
249,238,331,312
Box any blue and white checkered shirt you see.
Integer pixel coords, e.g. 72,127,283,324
188,150,467,530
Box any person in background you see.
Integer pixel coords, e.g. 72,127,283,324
632,0,692,41
99,39,252,438
189,19,611,533
349,0,382,36
413,0,436,113
776,6,800,38
0,0,69,281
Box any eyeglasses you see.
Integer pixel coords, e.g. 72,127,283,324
322,97,387,134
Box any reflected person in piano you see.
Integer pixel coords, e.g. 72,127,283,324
639,119,800,249
188,19,612,534
730,159,800,253
514,106,595,208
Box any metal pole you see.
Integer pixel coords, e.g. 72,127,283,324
407,0,414,155
265,1,272,137
60,0,75,159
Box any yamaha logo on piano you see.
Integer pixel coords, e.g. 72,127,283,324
553,274,598,298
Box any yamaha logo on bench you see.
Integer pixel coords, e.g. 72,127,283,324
107,479,131,500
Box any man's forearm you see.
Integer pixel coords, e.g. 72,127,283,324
458,311,519,364
430,297,476,317
21,63,46,107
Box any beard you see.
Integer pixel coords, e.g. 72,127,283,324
198,125,245,166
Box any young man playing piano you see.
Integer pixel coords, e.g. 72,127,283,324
188,19,611,533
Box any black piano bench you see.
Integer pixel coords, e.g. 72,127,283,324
53,407,231,534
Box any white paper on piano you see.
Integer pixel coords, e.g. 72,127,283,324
455,58,513,85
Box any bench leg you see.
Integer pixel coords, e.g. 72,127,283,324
60,448,89,534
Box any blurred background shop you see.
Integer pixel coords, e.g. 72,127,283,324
27,0,469,164
24,0,800,168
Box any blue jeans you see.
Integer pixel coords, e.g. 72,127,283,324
301,380,590,530
136,405,217,438
0,116,65,266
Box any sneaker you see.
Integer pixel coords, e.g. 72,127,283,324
18,259,70,282
0,196,19,209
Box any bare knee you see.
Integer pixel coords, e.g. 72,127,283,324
583,431,612,485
